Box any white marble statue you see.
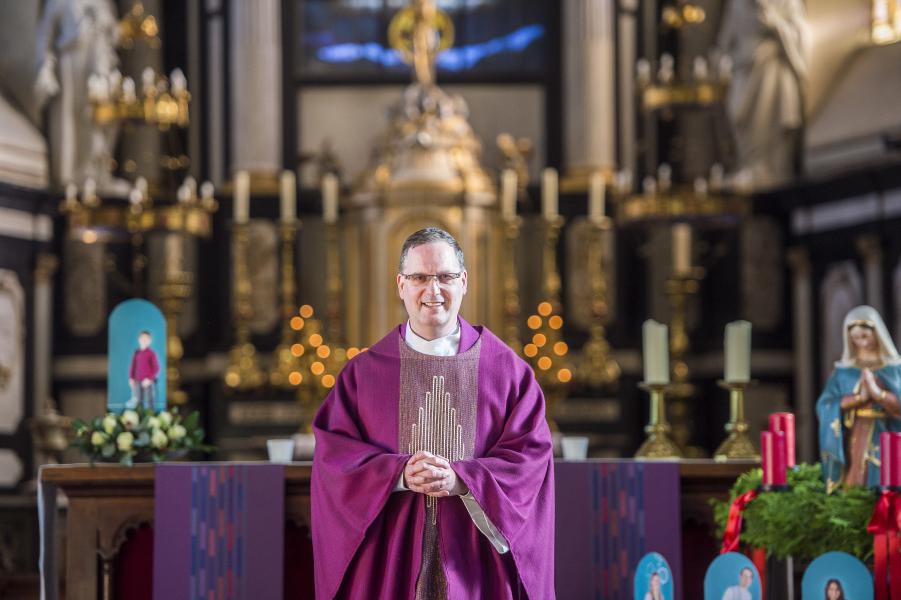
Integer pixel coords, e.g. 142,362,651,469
34,0,124,192
718,0,809,189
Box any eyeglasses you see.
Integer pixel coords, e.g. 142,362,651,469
399,272,464,286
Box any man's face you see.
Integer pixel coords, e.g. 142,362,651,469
739,569,752,588
397,241,467,339
138,333,151,349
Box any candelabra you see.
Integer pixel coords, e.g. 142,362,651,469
635,383,682,459
713,380,760,461
522,217,572,429
224,222,265,391
661,2,706,30
287,305,363,430
118,2,161,49
501,216,522,351
270,221,304,388
89,66,189,131
576,217,620,388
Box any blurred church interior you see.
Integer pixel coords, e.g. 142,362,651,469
1,0,900,598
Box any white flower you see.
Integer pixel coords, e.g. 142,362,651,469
146,416,160,430
121,410,139,430
151,429,168,449
168,424,187,441
102,415,117,434
158,411,173,428
91,431,106,447
116,431,134,451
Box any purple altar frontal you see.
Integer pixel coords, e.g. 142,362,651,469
153,463,285,600
555,459,683,600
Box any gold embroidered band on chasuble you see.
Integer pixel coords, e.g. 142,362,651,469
398,338,481,600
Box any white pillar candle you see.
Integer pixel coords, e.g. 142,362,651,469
501,169,517,221
642,319,670,384
588,171,605,223
280,170,296,223
234,170,250,224
672,223,692,276
725,320,752,383
542,167,558,221
322,173,339,224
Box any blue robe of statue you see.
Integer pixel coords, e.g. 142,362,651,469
816,364,901,489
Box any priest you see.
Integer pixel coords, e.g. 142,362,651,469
312,228,555,599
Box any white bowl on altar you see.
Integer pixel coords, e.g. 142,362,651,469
267,438,295,463
561,436,590,460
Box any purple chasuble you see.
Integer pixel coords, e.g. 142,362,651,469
311,318,555,599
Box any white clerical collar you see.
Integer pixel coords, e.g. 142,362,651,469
404,320,461,356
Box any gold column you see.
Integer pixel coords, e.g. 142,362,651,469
665,268,704,455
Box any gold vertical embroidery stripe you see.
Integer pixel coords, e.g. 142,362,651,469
398,337,481,600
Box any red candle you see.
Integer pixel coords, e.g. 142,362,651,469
881,432,894,488
888,432,901,488
761,431,787,487
768,412,796,468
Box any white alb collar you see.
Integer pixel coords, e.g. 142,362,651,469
404,320,461,356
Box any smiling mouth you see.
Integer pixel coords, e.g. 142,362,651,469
422,301,444,308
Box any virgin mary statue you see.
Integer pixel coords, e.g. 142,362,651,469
817,306,901,490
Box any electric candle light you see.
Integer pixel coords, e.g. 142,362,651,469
541,167,558,221
588,171,605,223
501,169,517,220
725,320,751,383
280,170,296,223
642,320,669,385
233,170,250,224
768,412,796,468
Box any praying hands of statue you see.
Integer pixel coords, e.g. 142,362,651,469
404,451,468,498
863,369,901,417
840,375,870,411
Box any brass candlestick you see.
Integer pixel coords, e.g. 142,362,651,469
270,221,303,388
324,221,344,344
577,217,620,387
501,216,522,351
224,222,265,390
158,266,192,405
665,267,705,455
714,380,760,461
635,382,682,459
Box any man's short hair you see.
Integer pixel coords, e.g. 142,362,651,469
139,330,151,337
398,228,466,272
740,567,753,576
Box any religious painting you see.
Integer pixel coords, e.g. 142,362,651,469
107,299,167,413
0,269,24,434
704,552,761,600
801,552,872,600
633,552,674,600
819,261,863,385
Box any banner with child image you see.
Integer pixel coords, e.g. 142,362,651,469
107,299,166,412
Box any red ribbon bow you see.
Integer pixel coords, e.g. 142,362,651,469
868,490,901,600
720,489,759,554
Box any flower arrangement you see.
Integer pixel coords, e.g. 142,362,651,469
72,406,213,466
